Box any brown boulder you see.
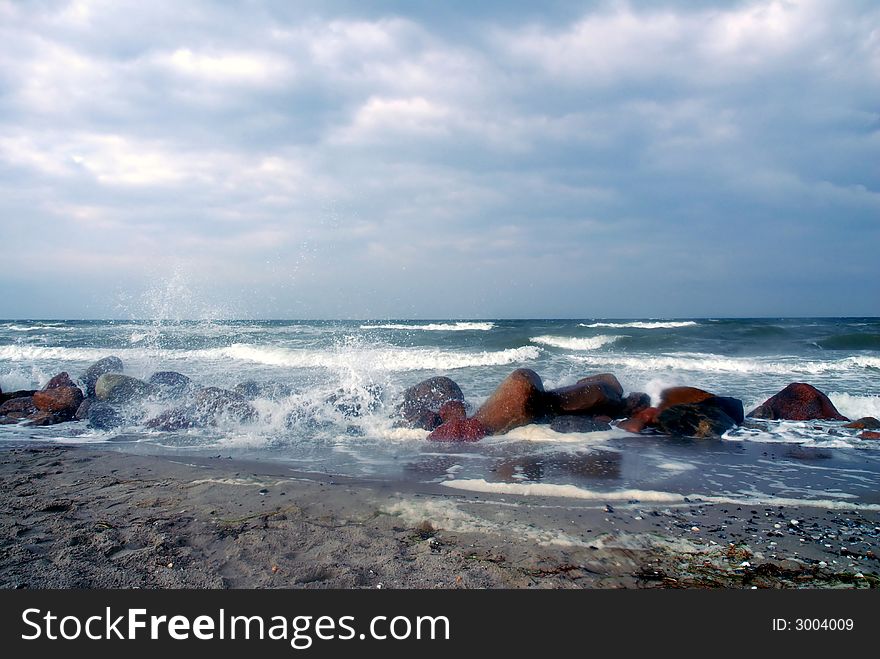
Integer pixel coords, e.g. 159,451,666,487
0,396,37,416
45,372,77,389
859,431,880,440
622,392,651,418
545,377,624,417
617,406,658,434
474,368,546,435
33,386,84,417
747,383,848,421
0,389,37,404
427,418,487,442
657,386,714,411
395,376,464,429
844,417,880,430
439,400,467,424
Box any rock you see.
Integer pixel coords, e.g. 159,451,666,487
0,396,37,416
844,417,880,430
194,387,257,423
617,407,659,434
550,416,612,433
148,371,193,398
94,374,154,404
144,407,200,431
233,380,293,400
86,402,124,430
327,385,383,418
74,398,93,421
427,418,488,442
82,356,124,397
655,401,737,438
657,386,715,411
45,372,76,389
474,368,546,435
622,392,651,418
747,383,848,421
859,431,880,440
408,410,443,431
25,410,69,426
396,377,464,427
32,386,83,418
439,400,467,424
545,376,624,417
0,389,37,404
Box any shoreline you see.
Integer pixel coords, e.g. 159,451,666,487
1,444,877,589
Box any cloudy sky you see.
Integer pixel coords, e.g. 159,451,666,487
0,0,877,319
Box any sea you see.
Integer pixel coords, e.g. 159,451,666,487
2,317,880,509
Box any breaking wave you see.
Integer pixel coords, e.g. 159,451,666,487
359,322,495,331
530,335,623,351
579,321,698,329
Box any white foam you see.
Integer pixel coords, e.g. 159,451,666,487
568,351,879,375
207,344,540,372
828,392,880,421
579,321,698,329
0,343,541,372
499,424,629,443
530,335,623,351
442,479,880,510
360,322,495,331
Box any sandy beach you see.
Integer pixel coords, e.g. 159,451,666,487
1,444,877,589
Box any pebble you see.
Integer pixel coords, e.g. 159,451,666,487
690,526,700,532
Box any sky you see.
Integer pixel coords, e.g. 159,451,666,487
0,0,878,319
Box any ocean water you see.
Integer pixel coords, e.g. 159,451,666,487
2,318,880,507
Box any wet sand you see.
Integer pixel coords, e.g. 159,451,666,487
0,445,878,588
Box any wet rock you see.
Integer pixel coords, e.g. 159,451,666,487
33,385,83,418
655,401,737,438
439,400,467,424
144,407,200,431
0,396,37,416
747,383,848,421
194,387,257,424
87,402,124,430
844,417,880,430
859,431,880,440
428,418,488,442
657,386,715,411
326,385,383,418
474,368,546,435
550,416,612,433
0,389,37,405
94,374,154,404
407,410,443,431
545,376,624,417
25,410,69,427
82,356,124,397
617,406,659,434
233,380,294,400
395,376,464,428
74,398,93,421
148,371,193,398
622,392,651,418
45,372,77,390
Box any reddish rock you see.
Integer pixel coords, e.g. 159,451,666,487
474,368,546,435
439,400,467,424
657,387,715,411
575,373,624,397
0,396,37,415
747,383,848,421
395,376,464,428
45,372,77,389
844,417,880,430
0,389,37,404
859,431,880,440
428,418,487,442
32,386,84,416
545,378,623,418
25,410,68,426
622,392,651,418
617,407,658,434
